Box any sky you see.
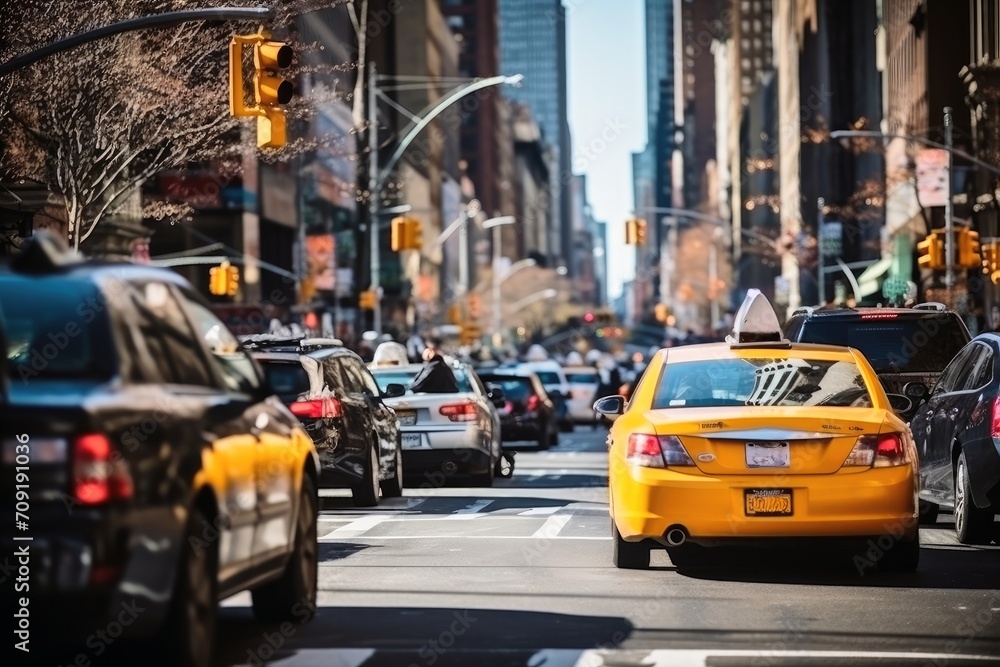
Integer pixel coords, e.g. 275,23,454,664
567,0,646,300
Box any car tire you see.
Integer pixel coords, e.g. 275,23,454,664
878,531,920,573
252,475,318,623
955,451,994,545
612,520,649,569
352,441,381,507
381,437,404,498
472,457,495,487
161,506,218,667
918,499,939,525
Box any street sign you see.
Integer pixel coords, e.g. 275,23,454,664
821,222,842,257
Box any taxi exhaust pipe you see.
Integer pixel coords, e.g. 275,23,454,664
665,526,688,547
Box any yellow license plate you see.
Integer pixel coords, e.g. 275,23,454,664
744,489,793,516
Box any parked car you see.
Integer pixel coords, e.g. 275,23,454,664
505,360,573,431
369,345,503,486
909,334,1000,543
783,303,970,421
477,370,560,449
244,336,404,506
562,365,601,424
0,234,319,666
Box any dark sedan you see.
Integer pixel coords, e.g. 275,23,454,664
910,334,1000,544
477,371,559,449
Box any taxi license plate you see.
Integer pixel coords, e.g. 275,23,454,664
401,433,428,449
397,411,417,426
745,441,789,468
744,489,793,516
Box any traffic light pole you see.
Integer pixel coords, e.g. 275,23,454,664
367,61,382,336
944,106,955,289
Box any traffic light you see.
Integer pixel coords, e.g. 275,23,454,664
446,304,462,325
917,231,945,271
359,289,376,310
984,242,1000,284
468,294,483,319
654,303,670,323
391,217,423,251
625,217,648,245
959,227,982,269
229,31,294,148
209,260,239,296
460,323,483,345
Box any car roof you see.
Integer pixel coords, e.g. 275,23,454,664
0,257,194,288
660,341,860,363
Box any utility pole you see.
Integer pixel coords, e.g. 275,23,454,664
817,197,825,306
367,60,381,335
944,106,955,289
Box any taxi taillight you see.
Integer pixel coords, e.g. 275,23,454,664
844,433,906,468
627,434,694,468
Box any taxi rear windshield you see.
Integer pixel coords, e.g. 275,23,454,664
652,357,873,409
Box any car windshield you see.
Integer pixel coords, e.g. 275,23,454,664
534,371,562,385
259,360,310,400
372,367,472,393
652,357,873,409
1,277,115,382
480,376,534,401
566,372,598,384
798,317,967,374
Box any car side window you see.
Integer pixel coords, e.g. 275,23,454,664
934,347,975,395
183,298,261,395
340,358,367,392
359,365,382,396
122,282,213,387
961,345,993,392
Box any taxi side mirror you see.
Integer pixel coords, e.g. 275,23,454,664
383,383,406,398
593,395,625,420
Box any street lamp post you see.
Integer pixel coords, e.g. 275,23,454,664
483,215,517,347
365,68,523,335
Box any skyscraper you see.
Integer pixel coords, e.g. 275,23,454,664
498,0,572,271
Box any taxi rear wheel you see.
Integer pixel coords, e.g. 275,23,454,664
955,451,994,545
252,476,318,622
612,521,649,569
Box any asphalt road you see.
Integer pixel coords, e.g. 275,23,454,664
214,426,1000,667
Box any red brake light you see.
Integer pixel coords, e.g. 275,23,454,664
440,401,477,422
290,398,342,419
845,433,906,468
991,397,1000,438
73,434,133,506
626,434,695,468
526,395,540,412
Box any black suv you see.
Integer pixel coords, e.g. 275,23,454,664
783,303,971,419
245,336,404,506
0,235,319,665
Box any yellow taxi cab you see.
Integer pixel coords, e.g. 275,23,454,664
596,290,919,570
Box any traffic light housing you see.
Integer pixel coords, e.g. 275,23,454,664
625,217,648,245
359,289,376,310
917,231,945,271
229,31,294,148
984,242,1000,284
209,261,239,296
959,227,982,269
391,217,423,251
654,303,670,323
459,323,483,346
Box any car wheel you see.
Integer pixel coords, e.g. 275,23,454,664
955,451,994,545
381,436,404,498
878,531,920,572
352,441,381,507
252,475,318,622
612,520,649,569
161,506,218,667
918,499,939,525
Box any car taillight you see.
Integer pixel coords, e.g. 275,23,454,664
290,398,342,419
844,433,907,468
440,401,477,422
626,434,694,468
526,394,540,412
73,434,133,506
991,396,1000,438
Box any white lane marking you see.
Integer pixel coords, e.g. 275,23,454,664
319,534,609,541
518,506,561,516
268,648,376,667
623,649,1000,666
531,514,572,539
446,499,494,519
322,514,392,538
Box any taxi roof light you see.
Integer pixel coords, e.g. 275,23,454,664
727,289,787,346
371,342,410,368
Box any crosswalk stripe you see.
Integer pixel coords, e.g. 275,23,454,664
446,499,494,519
531,514,572,539
323,514,391,538
518,506,561,516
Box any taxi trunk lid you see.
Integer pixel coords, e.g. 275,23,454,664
642,406,888,475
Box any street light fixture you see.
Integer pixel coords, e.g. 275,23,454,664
510,288,558,314
483,215,517,347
